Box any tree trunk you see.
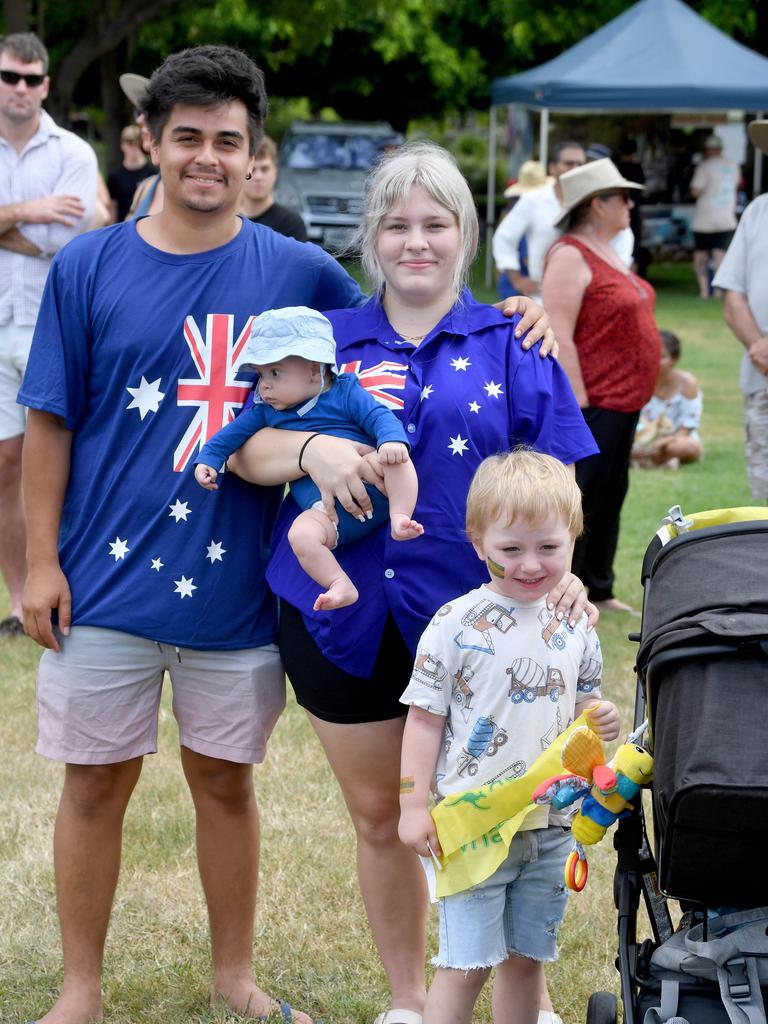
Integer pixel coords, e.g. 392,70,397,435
100,44,126,173
46,0,189,124
3,0,30,33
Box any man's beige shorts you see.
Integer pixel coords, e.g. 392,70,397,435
743,390,768,501
36,626,286,765
0,322,34,440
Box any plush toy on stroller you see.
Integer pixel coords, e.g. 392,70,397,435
585,506,768,1024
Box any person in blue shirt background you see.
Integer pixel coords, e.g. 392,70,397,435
229,141,598,1024
195,305,423,611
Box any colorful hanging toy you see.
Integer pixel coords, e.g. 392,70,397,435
531,719,653,891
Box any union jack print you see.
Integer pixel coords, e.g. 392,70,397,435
174,314,254,472
337,359,408,410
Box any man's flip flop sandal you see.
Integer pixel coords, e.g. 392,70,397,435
260,1001,323,1023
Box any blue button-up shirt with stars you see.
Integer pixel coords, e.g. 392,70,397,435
266,290,598,676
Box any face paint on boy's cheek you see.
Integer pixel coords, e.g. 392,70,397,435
487,556,505,579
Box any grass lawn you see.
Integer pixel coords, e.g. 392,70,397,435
0,261,754,1024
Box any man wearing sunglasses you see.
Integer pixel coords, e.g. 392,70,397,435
0,32,96,637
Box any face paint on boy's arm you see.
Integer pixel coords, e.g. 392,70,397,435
487,556,505,579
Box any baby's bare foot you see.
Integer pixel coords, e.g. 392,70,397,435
391,514,425,541
313,578,359,610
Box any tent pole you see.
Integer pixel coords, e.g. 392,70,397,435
754,110,764,197
539,108,550,167
485,103,498,288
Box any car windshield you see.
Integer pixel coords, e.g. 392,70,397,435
282,133,393,171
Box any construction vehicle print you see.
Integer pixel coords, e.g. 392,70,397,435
577,655,602,693
453,599,517,654
413,650,448,690
451,666,475,711
506,658,567,704
537,606,568,650
456,715,508,777
443,718,454,755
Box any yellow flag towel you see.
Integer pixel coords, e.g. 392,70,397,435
431,712,591,897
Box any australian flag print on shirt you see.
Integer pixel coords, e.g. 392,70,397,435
18,218,363,649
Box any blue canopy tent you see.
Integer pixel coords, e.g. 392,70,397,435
485,0,768,280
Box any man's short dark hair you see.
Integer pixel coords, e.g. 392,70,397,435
0,32,49,74
142,45,267,154
553,139,585,162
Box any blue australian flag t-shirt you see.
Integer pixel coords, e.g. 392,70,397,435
18,217,363,649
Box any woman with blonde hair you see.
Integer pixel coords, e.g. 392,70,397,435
231,142,598,1024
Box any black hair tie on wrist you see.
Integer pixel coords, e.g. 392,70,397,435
298,433,320,473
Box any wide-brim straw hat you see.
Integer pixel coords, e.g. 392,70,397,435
119,73,150,109
554,158,644,228
748,120,768,156
504,160,553,197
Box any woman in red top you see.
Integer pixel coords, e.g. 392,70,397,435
542,159,661,611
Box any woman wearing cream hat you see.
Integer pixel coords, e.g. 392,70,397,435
542,158,661,612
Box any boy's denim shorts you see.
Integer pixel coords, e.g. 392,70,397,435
434,826,571,970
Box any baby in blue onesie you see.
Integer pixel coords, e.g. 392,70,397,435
195,306,423,610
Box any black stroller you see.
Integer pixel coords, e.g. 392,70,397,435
586,506,768,1024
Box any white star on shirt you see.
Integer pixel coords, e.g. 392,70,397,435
420,384,434,401
169,499,191,522
448,434,469,456
126,377,165,420
174,575,197,599
451,356,471,371
206,540,226,563
468,401,481,414
109,537,130,561
150,558,163,572
484,381,503,398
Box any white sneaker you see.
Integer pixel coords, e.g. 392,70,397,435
537,1013,564,1024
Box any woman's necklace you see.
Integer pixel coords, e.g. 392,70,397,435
399,331,427,342
576,226,650,299
578,226,629,274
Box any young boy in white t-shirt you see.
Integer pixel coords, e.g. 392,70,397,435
398,449,620,1024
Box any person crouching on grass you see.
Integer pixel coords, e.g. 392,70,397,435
195,306,423,610
398,449,620,1024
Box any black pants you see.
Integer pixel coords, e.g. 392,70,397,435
278,601,413,724
572,407,640,602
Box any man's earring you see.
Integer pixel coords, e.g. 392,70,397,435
245,172,252,180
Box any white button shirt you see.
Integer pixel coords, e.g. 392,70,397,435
0,109,97,325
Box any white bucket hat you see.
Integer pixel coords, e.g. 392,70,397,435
238,306,337,371
748,120,768,156
554,158,644,228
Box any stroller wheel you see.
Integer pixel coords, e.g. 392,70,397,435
586,991,617,1024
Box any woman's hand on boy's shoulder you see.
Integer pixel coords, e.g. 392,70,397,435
494,295,558,359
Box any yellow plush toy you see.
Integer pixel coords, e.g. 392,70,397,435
532,722,654,890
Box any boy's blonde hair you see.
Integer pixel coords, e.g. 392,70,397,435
466,450,583,541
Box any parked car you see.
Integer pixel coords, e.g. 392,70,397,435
275,121,403,251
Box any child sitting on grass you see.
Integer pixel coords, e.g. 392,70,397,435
632,329,703,469
398,449,619,1024
195,306,422,610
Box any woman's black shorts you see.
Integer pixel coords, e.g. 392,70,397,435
278,600,414,724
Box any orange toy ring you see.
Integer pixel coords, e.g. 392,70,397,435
565,849,588,891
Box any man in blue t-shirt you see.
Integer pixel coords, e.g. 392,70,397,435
18,45,363,1024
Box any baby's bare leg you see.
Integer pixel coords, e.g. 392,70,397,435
288,508,359,610
384,460,424,540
